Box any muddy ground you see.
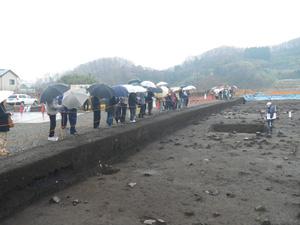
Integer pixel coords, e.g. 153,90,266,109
2,100,300,225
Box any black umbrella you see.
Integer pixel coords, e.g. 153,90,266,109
147,86,163,93
87,83,115,99
40,83,69,103
127,79,141,85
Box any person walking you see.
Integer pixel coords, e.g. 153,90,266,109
266,102,275,135
91,96,101,129
128,92,138,122
0,100,12,156
46,97,61,141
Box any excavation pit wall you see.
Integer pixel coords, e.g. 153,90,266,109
0,98,244,220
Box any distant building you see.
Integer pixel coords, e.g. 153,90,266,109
0,69,19,91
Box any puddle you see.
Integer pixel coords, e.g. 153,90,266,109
11,112,83,123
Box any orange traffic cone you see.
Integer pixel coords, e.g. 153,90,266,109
195,97,197,103
190,97,193,104
20,105,23,113
157,101,160,110
199,97,201,103
41,104,45,113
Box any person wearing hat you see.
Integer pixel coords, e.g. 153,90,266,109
266,102,275,134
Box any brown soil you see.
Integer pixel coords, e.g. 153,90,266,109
2,100,300,225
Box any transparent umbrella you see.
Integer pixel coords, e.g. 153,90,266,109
62,88,89,109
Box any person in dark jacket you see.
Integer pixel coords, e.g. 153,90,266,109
0,100,12,156
91,96,101,129
146,91,154,116
128,92,138,122
105,96,117,127
266,102,275,134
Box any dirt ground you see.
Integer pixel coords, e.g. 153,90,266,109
2,100,300,225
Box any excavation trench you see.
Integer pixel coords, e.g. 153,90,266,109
210,123,269,133
0,98,244,220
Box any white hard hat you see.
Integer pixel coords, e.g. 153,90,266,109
267,102,272,106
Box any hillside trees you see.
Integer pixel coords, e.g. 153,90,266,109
56,73,99,85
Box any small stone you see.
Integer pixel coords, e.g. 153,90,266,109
255,205,266,212
212,212,221,217
144,219,156,224
185,211,195,216
157,219,166,224
49,196,61,203
209,189,220,196
128,182,137,188
261,219,271,225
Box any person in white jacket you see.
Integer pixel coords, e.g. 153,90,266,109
46,97,61,141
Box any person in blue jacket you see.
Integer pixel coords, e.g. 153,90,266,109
266,102,275,134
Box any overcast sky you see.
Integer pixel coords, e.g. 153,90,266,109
1,0,299,82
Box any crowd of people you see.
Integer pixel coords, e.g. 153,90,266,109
43,87,194,142
0,83,240,154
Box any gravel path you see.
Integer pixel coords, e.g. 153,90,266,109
3,99,210,158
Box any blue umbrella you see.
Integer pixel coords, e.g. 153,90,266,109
112,85,129,97
180,85,187,88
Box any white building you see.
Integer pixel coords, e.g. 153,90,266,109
0,69,19,91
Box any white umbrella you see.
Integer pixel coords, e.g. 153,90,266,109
141,80,156,88
62,88,89,109
156,81,168,87
0,90,14,103
183,85,196,91
133,85,147,93
122,84,136,93
170,87,181,92
155,85,169,98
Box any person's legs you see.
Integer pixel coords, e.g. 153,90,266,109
130,108,136,121
107,113,114,126
93,110,101,128
268,120,273,134
49,114,56,137
0,132,8,155
141,104,146,117
69,111,77,134
148,102,153,115
121,104,127,123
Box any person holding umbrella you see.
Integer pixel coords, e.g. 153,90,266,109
146,90,154,116
0,98,13,156
91,96,101,129
46,97,61,141
40,83,69,141
128,92,138,122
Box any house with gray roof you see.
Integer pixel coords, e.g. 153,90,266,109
0,69,19,91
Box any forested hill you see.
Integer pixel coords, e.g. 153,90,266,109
65,37,300,91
